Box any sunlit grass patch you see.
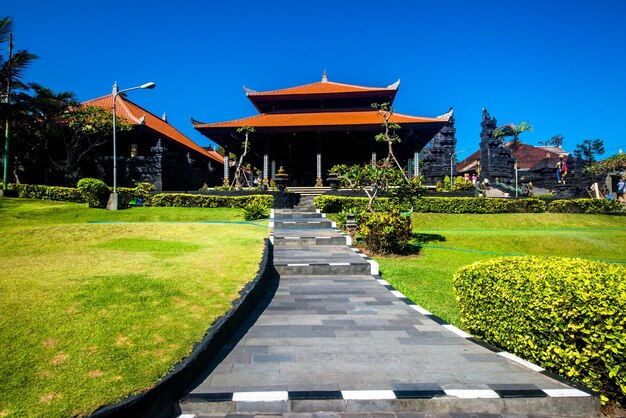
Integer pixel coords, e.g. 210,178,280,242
0,197,267,417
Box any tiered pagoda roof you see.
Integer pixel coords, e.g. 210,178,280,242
84,94,223,164
193,73,448,147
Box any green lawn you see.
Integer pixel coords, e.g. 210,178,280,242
0,198,268,417
376,213,626,326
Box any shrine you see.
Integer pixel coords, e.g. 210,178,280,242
192,73,449,186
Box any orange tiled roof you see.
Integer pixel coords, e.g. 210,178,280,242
456,142,567,172
83,94,224,164
194,110,444,129
246,80,399,97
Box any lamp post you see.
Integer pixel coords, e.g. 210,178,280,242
108,81,156,210
2,34,13,194
514,161,519,197
450,148,468,187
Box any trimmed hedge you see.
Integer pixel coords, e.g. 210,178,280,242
454,257,626,405
359,211,412,255
151,193,273,209
77,178,110,208
548,198,624,214
314,195,547,214
10,183,84,203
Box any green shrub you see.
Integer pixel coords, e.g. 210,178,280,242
242,201,269,221
77,178,110,208
151,193,273,209
12,183,84,203
116,182,155,207
335,206,367,229
359,211,411,255
452,176,475,191
315,195,547,214
454,257,626,405
548,198,624,214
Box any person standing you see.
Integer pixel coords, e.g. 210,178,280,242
617,177,625,203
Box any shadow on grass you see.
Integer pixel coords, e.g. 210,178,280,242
411,233,446,244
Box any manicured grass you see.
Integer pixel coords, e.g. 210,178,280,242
375,213,626,327
0,198,268,417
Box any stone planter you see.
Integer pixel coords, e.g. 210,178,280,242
274,166,289,192
326,173,339,191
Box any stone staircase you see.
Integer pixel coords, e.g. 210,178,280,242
287,186,331,197
271,196,375,277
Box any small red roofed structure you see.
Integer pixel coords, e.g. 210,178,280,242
83,94,223,191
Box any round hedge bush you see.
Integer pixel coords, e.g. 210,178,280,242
359,210,411,255
77,178,110,208
453,256,626,405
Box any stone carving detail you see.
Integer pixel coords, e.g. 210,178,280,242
479,108,515,183
422,107,456,185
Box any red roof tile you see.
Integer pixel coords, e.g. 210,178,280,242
83,95,223,164
194,110,445,129
456,143,567,172
246,80,399,97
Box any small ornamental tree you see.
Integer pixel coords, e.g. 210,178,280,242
372,102,407,179
330,161,425,255
232,125,255,189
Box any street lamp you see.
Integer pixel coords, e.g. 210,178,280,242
450,149,469,187
108,81,156,210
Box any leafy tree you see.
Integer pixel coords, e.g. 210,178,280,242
10,84,77,183
51,105,131,184
574,138,605,166
371,102,406,177
539,134,564,148
585,153,626,175
493,121,533,150
232,125,255,189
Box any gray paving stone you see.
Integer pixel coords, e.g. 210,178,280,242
180,206,599,417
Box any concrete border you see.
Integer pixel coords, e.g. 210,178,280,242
89,238,274,418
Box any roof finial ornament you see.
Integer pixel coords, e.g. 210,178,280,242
322,70,328,83
437,107,454,119
162,112,167,122
243,86,257,95
387,79,401,89
112,81,118,95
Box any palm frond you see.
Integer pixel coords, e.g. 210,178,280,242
0,17,13,44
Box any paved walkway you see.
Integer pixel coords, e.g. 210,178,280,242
180,197,599,417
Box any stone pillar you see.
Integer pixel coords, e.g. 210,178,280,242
223,153,229,186
263,139,269,187
150,139,164,191
421,107,456,185
413,151,419,178
315,152,323,187
407,159,413,178
271,160,276,180
371,151,377,167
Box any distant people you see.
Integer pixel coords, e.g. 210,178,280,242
478,178,489,197
464,173,470,183
618,177,625,203
521,182,534,197
471,174,477,185
556,155,568,184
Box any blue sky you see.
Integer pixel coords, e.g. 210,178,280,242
5,0,626,161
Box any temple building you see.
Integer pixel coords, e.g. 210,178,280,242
192,73,449,186
84,94,224,191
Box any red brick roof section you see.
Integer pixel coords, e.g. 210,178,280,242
193,110,444,129
246,81,398,96
83,95,224,165
456,143,566,172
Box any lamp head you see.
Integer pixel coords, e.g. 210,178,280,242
141,82,156,89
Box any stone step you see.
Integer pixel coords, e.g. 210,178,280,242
272,219,334,229
180,392,598,417
272,211,323,219
274,261,372,276
272,235,348,246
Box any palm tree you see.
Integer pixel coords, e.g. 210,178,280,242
539,134,564,148
0,17,39,93
1,16,39,185
493,121,533,150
